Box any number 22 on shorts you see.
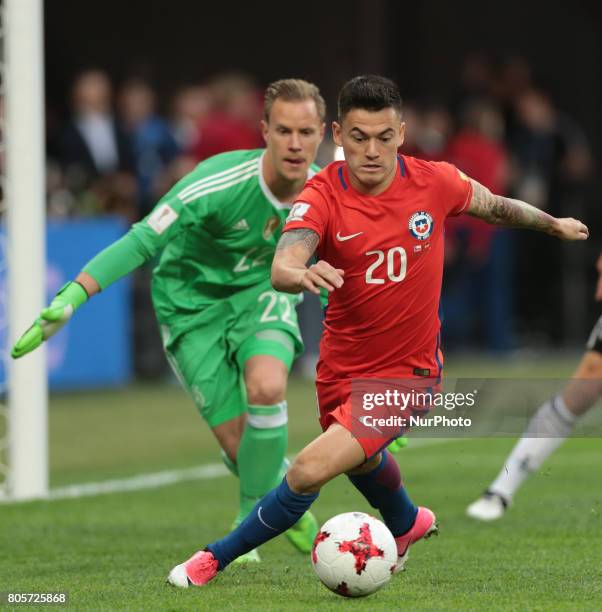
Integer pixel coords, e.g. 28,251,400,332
258,291,296,326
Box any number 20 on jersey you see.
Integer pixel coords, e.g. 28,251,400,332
365,247,407,284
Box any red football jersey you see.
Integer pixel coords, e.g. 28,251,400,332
283,155,472,382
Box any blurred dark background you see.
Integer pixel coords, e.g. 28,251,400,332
41,0,602,378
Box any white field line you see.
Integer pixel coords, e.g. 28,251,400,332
0,437,457,504
49,463,229,500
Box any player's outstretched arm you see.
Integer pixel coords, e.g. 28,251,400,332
466,179,589,240
12,174,202,359
11,229,152,359
11,278,93,359
272,229,344,295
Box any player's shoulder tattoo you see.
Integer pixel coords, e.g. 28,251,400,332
276,228,320,253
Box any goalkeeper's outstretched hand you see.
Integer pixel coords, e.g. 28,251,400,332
11,282,88,359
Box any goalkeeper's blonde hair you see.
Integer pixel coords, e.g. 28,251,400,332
264,79,326,122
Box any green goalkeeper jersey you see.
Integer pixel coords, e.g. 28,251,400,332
125,148,318,327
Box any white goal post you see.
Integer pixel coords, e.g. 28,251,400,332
1,0,47,500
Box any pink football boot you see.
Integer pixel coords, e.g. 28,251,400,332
167,550,219,587
394,506,438,573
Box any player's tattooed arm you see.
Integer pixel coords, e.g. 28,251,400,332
272,229,344,295
275,228,320,256
466,179,589,241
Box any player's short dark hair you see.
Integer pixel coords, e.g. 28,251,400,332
338,75,402,120
264,79,326,122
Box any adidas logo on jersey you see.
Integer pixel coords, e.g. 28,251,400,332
232,219,250,231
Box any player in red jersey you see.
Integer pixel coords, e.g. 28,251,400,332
285,140,472,456
167,76,588,587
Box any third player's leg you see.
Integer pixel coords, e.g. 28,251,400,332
467,346,602,521
562,350,602,417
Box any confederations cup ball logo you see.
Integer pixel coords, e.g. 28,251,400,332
408,211,434,241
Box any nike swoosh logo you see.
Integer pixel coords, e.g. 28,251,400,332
336,231,363,241
257,506,278,531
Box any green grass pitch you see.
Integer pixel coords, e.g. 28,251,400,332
1,356,601,610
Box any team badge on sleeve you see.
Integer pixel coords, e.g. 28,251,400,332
408,211,434,240
287,202,311,222
148,203,179,235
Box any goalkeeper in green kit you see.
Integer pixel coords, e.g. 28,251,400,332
12,79,326,562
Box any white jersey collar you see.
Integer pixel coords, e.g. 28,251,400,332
258,150,317,210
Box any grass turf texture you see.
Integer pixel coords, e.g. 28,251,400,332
1,356,601,610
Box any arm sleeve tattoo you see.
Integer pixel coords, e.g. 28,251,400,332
275,228,320,256
467,179,555,233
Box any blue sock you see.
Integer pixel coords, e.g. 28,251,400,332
347,451,417,537
207,477,318,570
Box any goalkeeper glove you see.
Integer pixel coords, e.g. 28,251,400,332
387,436,408,454
11,281,88,359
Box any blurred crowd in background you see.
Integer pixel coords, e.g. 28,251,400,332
3,54,596,377
45,71,267,221
402,55,594,356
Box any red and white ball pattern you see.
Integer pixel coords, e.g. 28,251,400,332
311,512,397,598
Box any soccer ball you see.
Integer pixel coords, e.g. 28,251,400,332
311,512,397,597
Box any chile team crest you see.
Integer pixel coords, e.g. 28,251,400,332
408,211,434,241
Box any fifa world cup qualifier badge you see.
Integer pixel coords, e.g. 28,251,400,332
408,211,434,241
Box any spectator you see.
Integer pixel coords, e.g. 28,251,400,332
397,102,423,158
118,78,180,217
53,69,136,218
190,73,264,161
414,103,453,161
510,89,591,208
508,88,593,343
56,70,134,179
170,84,212,153
442,99,513,351
399,102,453,162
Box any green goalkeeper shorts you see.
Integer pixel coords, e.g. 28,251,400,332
160,286,303,428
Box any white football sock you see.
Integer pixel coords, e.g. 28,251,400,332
489,395,576,500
